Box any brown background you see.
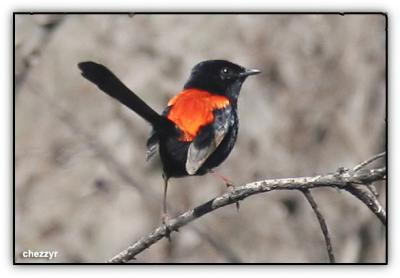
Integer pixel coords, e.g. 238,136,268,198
15,14,386,263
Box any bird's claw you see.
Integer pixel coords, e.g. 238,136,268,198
225,182,240,212
235,200,240,212
161,213,179,242
225,181,235,188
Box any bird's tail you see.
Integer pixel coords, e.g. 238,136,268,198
78,61,164,127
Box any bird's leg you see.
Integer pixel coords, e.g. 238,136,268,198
210,170,240,211
210,170,234,187
162,174,169,224
161,174,173,241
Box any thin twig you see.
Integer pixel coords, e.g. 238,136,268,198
353,152,386,172
300,189,335,263
343,182,386,225
351,152,386,199
366,183,379,197
15,15,65,93
108,166,386,263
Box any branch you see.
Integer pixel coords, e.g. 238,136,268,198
352,152,386,172
30,86,242,263
108,164,386,263
343,181,386,225
301,189,335,263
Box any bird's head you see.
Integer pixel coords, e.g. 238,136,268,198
184,60,260,102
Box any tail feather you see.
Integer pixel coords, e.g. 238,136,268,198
78,61,163,126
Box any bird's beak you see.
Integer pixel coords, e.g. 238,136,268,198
239,68,261,77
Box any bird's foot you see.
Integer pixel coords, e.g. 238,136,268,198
210,170,240,212
221,179,240,212
161,212,169,225
161,213,179,242
234,200,240,212
211,170,234,187
161,213,172,241
224,181,240,211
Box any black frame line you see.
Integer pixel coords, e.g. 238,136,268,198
12,11,388,265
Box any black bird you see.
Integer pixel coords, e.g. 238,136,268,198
78,60,260,222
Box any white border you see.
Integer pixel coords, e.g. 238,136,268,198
3,0,397,277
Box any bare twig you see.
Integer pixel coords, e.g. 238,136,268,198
343,181,386,225
366,183,379,197
353,152,386,172
346,153,387,225
351,152,386,200
108,165,386,263
15,15,65,93
301,189,335,263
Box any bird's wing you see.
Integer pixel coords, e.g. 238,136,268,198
146,132,159,161
146,106,172,161
186,106,232,175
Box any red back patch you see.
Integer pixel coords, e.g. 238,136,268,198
167,89,230,141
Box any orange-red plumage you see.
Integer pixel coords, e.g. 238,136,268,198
78,60,260,225
167,89,230,141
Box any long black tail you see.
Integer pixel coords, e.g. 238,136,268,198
78,61,163,126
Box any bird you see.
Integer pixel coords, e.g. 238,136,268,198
78,60,260,225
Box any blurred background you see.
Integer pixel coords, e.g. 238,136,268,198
14,14,386,263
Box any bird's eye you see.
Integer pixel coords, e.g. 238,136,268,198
220,67,232,79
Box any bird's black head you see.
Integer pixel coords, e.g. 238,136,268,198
183,60,260,102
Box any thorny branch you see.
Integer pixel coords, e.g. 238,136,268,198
108,156,386,263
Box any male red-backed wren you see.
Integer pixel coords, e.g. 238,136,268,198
78,60,260,225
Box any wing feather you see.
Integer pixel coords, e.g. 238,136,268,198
185,107,232,175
